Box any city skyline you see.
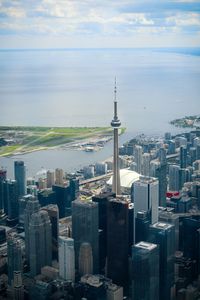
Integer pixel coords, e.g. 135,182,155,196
0,0,200,49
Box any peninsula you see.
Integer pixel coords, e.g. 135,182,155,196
170,115,200,129
0,126,126,157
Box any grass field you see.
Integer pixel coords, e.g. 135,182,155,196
0,126,125,156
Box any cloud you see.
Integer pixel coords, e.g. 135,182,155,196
0,0,200,47
166,12,200,26
0,6,26,18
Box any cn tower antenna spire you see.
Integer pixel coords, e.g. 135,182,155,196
114,77,117,101
110,77,121,195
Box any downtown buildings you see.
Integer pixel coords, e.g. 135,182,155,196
0,104,200,299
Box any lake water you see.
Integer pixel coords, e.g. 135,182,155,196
0,48,200,178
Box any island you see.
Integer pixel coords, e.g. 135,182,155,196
170,115,200,129
0,126,126,157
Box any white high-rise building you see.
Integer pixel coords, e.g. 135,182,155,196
55,168,64,186
133,176,159,242
142,153,151,176
59,236,75,282
134,145,143,174
46,170,55,188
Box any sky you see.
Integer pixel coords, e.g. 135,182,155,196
0,0,200,48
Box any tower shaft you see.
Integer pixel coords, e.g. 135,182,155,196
113,128,121,195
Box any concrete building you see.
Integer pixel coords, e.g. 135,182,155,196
142,153,151,176
59,236,75,281
79,242,93,276
46,170,55,188
29,210,52,276
55,168,64,186
42,204,59,260
13,271,24,300
107,283,123,300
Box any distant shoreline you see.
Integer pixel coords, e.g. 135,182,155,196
170,115,200,129
0,126,126,157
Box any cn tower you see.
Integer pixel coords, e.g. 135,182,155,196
110,79,121,195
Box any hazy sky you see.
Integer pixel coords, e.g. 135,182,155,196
0,0,200,48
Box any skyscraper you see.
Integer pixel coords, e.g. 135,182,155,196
133,176,159,242
29,210,52,276
14,161,26,197
149,222,175,300
132,241,159,300
0,169,6,212
7,234,23,286
150,160,167,207
180,146,187,169
24,196,40,260
72,199,99,274
55,168,64,186
42,204,59,260
134,145,143,174
135,211,150,244
169,164,180,191
46,170,55,188
142,153,151,176
19,194,34,227
13,271,24,300
92,192,115,273
107,198,129,288
59,236,75,281
7,180,19,224
110,80,121,195
78,242,93,276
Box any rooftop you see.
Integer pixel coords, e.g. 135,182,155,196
135,241,157,251
107,168,140,188
152,222,173,230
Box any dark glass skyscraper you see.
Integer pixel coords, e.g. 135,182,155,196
7,234,23,286
14,161,26,197
92,192,115,273
135,211,150,244
0,169,6,211
182,217,200,279
7,180,19,223
107,198,129,288
72,199,99,274
132,241,159,300
149,222,175,300
180,146,187,169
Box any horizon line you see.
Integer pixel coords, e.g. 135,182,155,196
0,46,200,51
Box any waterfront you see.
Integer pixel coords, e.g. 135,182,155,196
0,48,199,177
